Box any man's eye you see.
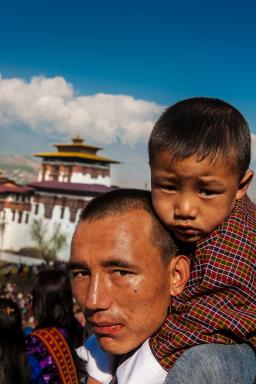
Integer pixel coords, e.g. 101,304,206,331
112,270,132,277
71,270,88,279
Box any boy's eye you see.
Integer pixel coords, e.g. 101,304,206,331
200,189,217,196
160,185,177,192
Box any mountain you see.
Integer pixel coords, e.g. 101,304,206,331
0,154,40,184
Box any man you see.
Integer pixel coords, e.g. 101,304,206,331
68,189,256,384
69,188,189,383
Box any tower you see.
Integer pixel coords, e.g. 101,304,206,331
34,134,119,187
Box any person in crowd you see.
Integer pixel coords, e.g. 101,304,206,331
25,268,83,384
69,189,256,384
0,297,43,383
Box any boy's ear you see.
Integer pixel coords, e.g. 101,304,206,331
168,255,190,296
236,169,254,200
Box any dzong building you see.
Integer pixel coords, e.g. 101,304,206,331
0,136,119,261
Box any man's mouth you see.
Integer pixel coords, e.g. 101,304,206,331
88,321,124,335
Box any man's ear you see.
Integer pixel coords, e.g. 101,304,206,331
236,169,254,200
168,255,190,296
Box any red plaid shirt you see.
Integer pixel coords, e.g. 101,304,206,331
150,194,256,369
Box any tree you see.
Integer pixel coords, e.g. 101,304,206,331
30,219,67,262
0,220,6,252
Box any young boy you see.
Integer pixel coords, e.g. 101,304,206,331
148,97,256,374
80,97,256,383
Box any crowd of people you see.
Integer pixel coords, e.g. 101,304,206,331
0,260,67,279
0,261,70,328
0,281,34,328
0,267,86,383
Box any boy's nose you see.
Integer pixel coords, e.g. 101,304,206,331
174,195,198,220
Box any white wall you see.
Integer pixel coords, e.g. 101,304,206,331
0,196,91,262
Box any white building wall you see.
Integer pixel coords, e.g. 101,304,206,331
38,168,111,187
1,195,93,262
70,172,111,186
2,208,33,252
44,170,51,181
38,169,43,181
49,206,76,261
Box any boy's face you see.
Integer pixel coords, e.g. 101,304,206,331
151,153,251,243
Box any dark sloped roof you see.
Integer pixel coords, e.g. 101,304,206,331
33,152,119,164
0,177,18,186
0,185,34,194
29,181,118,195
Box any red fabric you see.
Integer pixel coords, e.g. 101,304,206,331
32,327,79,383
150,195,256,369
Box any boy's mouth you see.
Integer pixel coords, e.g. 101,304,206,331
172,226,202,240
173,225,199,233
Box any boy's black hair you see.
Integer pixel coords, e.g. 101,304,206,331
148,97,251,178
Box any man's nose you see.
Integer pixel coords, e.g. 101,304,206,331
84,274,111,313
174,193,198,220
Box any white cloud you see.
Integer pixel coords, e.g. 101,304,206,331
0,75,163,145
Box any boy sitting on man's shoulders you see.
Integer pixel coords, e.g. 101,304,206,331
83,97,256,383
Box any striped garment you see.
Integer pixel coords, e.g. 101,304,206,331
150,194,256,370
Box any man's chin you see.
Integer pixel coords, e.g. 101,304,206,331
97,335,139,355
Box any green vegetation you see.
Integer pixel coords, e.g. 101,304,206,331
30,219,67,262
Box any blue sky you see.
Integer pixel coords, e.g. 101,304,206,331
1,0,256,104
0,0,256,190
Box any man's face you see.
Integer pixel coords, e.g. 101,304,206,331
69,210,171,354
151,153,244,243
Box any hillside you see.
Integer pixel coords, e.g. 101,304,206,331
0,154,40,184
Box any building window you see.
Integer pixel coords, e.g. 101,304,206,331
44,205,54,219
18,211,23,223
91,169,98,178
35,204,39,215
70,208,77,223
51,165,59,181
60,206,65,219
12,210,16,222
25,213,29,224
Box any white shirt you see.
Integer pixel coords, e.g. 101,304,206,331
77,336,167,384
